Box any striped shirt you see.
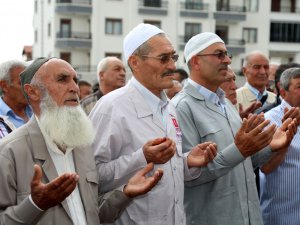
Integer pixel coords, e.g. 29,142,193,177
260,99,300,225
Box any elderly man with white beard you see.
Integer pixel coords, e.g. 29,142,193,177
0,57,164,225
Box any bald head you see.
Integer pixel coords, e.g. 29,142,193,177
23,58,79,115
242,51,270,93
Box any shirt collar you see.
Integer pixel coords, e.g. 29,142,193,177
280,99,292,110
188,78,226,107
246,82,267,100
130,77,169,114
0,97,13,116
0,97,33,119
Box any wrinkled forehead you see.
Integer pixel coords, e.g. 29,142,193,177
39,59,77,80
147,35,175,53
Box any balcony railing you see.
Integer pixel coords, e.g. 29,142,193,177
56,0,92,14
56,31,91,39
55,31,92,49
180,2,209,10
216,4,246,12
225,38,245,55
138,0,168,15
73,65,97,72
271,6,300,13
56,0,91,5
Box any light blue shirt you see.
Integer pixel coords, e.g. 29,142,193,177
260,99,300,225
0,97,33,128
188,78,226,113
245,82,268,103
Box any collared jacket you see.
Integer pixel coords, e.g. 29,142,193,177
172,82,272,225
0,116,131,225
90,81,197,225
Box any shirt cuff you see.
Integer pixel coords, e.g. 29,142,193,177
183,152,202,181
29,194,44,211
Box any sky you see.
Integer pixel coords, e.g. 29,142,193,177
0,0,34,63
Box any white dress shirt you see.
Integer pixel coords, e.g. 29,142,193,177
35,116,88,225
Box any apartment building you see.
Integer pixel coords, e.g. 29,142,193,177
33,0,300,83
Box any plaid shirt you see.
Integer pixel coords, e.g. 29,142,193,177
0,116,13,139
80,90,103,115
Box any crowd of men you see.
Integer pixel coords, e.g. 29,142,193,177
0,23,299,225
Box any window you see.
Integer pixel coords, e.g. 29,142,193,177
243,28,257,43
34,0,38,13
60,19,71,38
48,23,51,37
184,23,201,42
185,0,203,10
144,0,161,7
60,52,71,63
270,22,300,43
105,19,122,35
105,52,122,59
34,30,38,43
245,0,258,12
143,20,161,28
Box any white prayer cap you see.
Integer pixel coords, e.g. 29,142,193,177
184,32,224,63
123,23,165,62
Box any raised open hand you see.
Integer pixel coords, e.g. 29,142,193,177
235,118,276,157
31,164,79,210
123,163,163,198
270,118,297,152
282,107,300,127
187,142,217,168
239,101,262,119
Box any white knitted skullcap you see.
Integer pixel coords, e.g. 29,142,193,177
123,23,165,62
184,32,224,63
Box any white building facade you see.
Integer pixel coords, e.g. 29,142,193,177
33,0,300,83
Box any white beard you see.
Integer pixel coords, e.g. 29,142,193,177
39,93,95,149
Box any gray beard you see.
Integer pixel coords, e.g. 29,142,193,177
39,93,95,149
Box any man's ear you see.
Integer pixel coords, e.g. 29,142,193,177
128,55,139,72
280,88,286,99
189,55,201,71
99,71,104,81
24,84,40,102
0,80,9,93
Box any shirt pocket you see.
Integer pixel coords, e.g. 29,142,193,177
195,121,222,141
86,170,99,203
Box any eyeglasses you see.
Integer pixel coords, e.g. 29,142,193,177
196,51,232,60
141,54,179,64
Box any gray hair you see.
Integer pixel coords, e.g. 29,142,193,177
0,59,27,84
96,56,120,82
280,67,300,90
242,51,267,67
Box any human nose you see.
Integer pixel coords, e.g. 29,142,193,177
70,80,80,94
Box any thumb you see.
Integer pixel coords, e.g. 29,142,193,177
31,164,43,186
284,107,289,114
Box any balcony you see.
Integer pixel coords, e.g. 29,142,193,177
55,31,92,49
180,2,209,18
55,0,92,15
225,39,245,55
214,4,246,22
138,0,168,15
271,6,300,13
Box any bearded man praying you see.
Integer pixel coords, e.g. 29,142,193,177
0,57,163,225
